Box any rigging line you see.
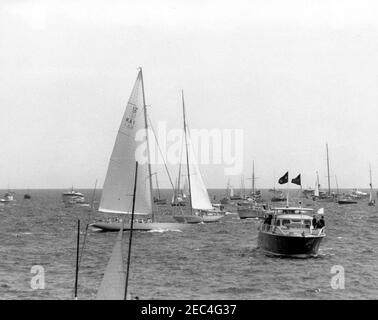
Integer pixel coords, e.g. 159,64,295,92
147,115,175,191
78,180,97,267
124,161,139,300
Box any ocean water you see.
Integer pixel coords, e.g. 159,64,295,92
1,188,378,300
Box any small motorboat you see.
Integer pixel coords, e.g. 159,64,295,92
257,206,325,258
62,188,89,207
0,192,16,203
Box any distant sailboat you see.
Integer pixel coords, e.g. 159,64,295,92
152,173,167,205
368,163,375,206
313,144,334,202
173,91,224,224
171,144,187,207
220,179,232,204
91,69,188,232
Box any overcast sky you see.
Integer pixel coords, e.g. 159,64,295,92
1,0,378,189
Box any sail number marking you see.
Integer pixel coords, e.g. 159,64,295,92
125,105,138,129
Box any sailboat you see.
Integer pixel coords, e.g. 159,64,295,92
248,161,262,201
368,163,375,206
220,179,232,204
313,144,334,202
152,173,167,205
172,91,224,224
91,69,188,232
171,144,188,207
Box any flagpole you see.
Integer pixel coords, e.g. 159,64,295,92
286,172,289,207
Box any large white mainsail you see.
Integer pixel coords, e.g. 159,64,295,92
99,71,152,215
186,131,213,210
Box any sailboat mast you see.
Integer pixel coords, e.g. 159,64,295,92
326,143,331,196
139,68,155,222
286,172,290,207
182,90,193,215
74,219,80,299
252,160,255,194
335,175,339,195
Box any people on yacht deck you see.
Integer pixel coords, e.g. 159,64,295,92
312,216,317,228
317,216,325,228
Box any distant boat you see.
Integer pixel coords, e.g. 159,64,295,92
0,191,15,203
313,144,334,202
271,194,286,202
257,206,326,258
338,199,357,205
171,174,187,207
62,188,89,207
90,69,188,232
152,173,167,205
368,163,375,206
270,172,285,202
220,179,232,204
237,202,270,219
247,160,262,202
350,189,368,199
172,91,224,224
302,188,314,199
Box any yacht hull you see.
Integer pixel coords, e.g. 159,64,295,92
91,221,189,232
237,207,266,219
172,215,203,224
173,214,224,223
338,200,357,204
258,231,324,258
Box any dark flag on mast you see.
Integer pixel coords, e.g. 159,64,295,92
278,172,289,184
291,174,301,186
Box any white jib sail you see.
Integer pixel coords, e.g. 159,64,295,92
186,131,213,210
99,71,152,215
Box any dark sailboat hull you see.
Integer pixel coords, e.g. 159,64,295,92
338,200,357,204
257,231,324,258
